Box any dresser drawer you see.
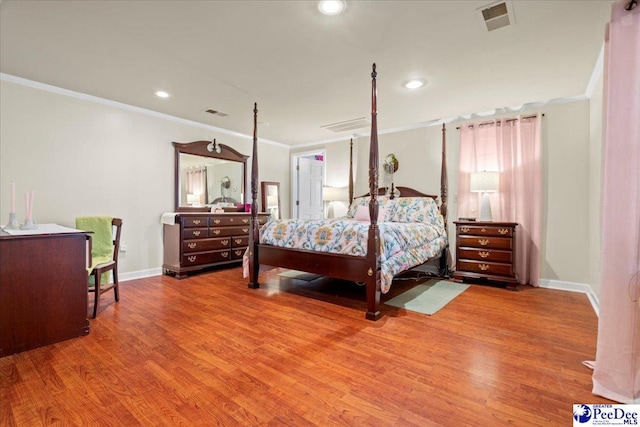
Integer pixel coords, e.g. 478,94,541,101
182,250,232,266
231,236,249,247
182,227,209,239
231,248,246,260
458,248,512,263
457,260,515,277
458,235,513,250
457,225,513,237
208,226,251,238
209,216,246,227
183,237,232,253
182,217,208,228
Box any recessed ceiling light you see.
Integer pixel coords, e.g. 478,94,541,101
318,0,346,15
404,79,425,89
155,90,170,98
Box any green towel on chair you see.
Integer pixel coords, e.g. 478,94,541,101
76,216,114,286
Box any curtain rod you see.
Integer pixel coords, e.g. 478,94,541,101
456,113,544,130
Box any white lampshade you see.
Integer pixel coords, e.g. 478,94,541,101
470,171,499,193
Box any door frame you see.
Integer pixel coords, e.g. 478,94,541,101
291,149,326,219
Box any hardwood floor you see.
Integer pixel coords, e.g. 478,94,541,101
1,267,612,426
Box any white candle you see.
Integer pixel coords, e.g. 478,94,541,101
10,181,15,213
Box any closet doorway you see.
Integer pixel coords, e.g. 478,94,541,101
291,150,325,219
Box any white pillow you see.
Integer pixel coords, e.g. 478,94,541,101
354,205,388,222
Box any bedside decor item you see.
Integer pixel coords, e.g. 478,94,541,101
6,181,20,230
20,189,38,230
470,171,498,221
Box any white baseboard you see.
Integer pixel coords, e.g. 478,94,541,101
119,268,163,282
538,279,599,316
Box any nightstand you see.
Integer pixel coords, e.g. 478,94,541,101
453,221,518,289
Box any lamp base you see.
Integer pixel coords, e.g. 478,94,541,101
479,192,493,222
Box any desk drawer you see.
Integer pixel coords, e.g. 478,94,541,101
183,237,231,253
458,235,512,250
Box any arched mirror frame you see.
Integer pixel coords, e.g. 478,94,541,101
173,140,249,212
261,181,281,220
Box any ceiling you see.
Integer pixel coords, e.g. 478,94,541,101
0,1,613,146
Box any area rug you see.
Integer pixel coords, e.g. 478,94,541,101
384,279,470,315
277,270,322,281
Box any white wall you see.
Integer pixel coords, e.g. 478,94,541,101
315,99,598,291
0,80,289,279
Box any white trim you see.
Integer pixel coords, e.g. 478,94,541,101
0,73,289,149
538,279,599,316
119,268,163,282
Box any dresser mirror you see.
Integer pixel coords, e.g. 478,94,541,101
261,181,281,220
173,140,248,212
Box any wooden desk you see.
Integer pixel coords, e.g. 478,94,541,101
0,230,90,357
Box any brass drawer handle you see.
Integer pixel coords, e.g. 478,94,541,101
188,256,197,263
230,218,234,222
478,251,489,258
234,239,242,245
460,226,470,233
193,230,201,237
213,219,221,224
498,228,509,235
481,227,486,232
242,228,248,233
242,219,249,224
212,229,221,235
234,250,243,256
479,264,489,271
221,252,229,258
221,240,229,246
193,219,201,225
479,239,489,246
188,243,197,249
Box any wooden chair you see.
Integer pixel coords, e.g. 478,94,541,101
76,217,123,318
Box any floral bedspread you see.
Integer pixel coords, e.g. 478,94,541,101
259,217,447,293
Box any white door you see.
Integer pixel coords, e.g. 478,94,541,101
297,157,324,219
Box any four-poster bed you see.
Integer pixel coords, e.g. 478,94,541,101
248,64,449,320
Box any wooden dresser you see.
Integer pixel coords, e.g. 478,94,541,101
163,212,270,278
453,221,518,289
1,231,90,357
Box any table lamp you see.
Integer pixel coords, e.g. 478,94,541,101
470,171,499,221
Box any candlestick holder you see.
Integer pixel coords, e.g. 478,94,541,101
6,212,20,229
20,218,38,230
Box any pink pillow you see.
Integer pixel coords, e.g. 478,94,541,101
354,205,388,222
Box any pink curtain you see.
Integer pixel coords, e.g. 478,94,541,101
457,116,542,285
186,168,207,205
591,0,640,404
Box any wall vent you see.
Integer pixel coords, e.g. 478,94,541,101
476,1,515,32
204,109,229,117
321,117,371,133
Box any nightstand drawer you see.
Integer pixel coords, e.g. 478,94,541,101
457,248,512,263
458,260,514,277
457,225,513,237
458,235,513,250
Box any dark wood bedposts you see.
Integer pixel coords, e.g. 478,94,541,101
349,138,354,206
366,63,382,321
439,123,450,277
248,103,260,289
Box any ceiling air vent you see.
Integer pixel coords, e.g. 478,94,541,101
321,117,371,133
204,109,229,117
476,1,515,32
